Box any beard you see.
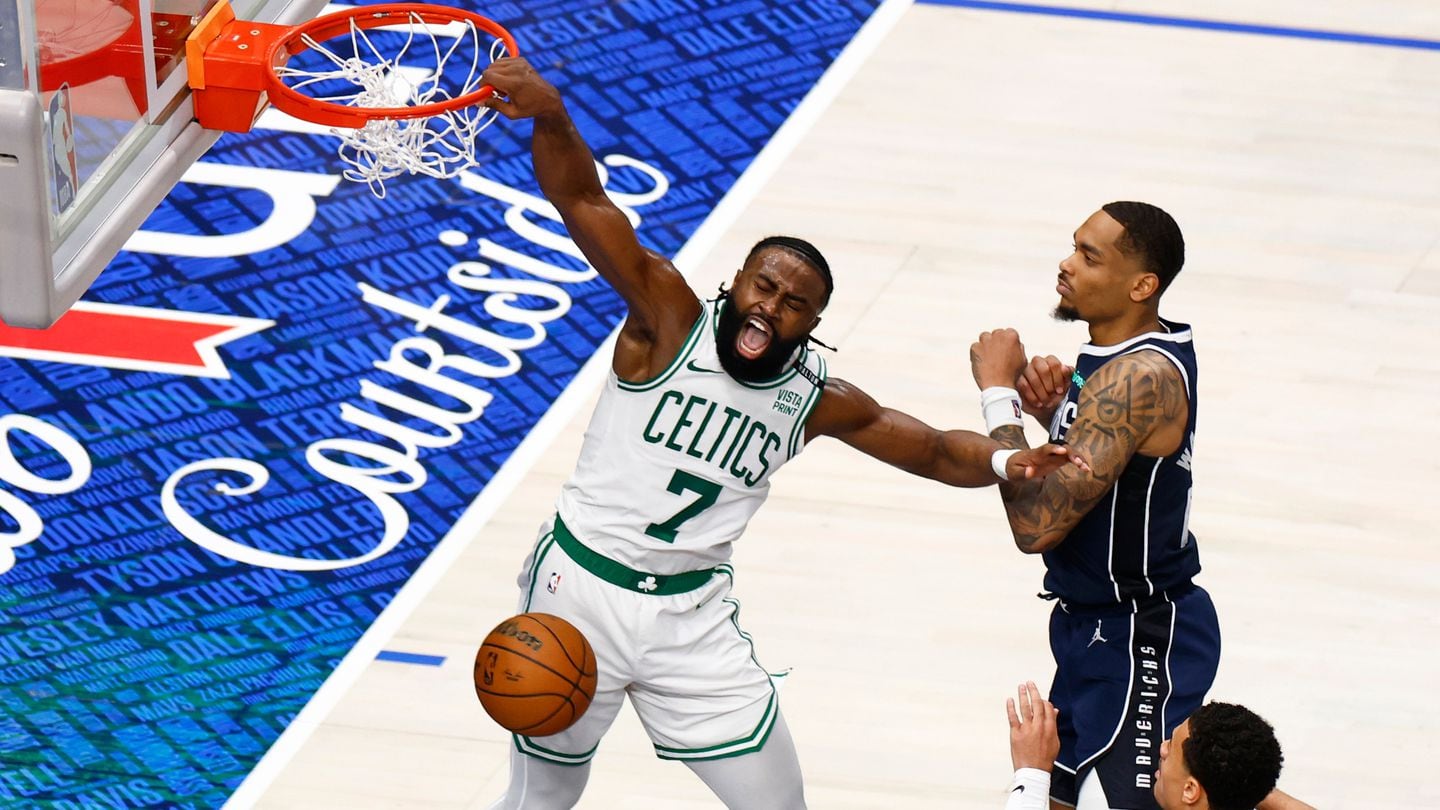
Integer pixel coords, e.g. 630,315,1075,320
715,295,807,383
1052,303,1081,322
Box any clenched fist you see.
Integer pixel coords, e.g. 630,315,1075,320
970,328,1027,390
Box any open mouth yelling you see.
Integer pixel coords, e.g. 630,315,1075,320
737,315,773,360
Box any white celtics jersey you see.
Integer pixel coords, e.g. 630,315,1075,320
555,299,828,574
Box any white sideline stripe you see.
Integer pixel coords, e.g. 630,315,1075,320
221,0,915,806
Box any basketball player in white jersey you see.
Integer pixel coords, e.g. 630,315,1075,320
476,57,1083,809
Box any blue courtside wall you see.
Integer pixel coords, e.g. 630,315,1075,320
0,1,881,806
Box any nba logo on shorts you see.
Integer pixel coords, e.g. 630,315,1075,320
547,572,562,594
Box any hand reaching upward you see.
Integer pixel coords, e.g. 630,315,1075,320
1007,681,1060,772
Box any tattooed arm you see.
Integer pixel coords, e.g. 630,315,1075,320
991,351,1188,553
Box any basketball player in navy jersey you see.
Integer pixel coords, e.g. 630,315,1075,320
970,202,1220,809
1001,682,1314,810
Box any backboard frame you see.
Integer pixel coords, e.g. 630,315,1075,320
0,0,329,329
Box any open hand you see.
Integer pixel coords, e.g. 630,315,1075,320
1006,443,1089,481
1007,681,1060,772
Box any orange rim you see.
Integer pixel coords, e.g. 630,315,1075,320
262,4,518,128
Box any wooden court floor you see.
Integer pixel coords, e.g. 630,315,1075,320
249,1,1440,807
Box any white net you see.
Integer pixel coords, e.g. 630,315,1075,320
275,13,507,197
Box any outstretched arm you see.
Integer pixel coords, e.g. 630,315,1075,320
480,58,700,377
988,352,1186,553
803,378,1079,486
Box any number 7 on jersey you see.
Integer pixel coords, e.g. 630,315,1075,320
645,470,722,543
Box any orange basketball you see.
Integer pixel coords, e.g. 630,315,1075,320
474,612,598,737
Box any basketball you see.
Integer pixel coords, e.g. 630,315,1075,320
474,613,598,737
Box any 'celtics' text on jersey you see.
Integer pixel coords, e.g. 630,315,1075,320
556,299,828,575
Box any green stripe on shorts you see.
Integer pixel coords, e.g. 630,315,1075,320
514,733,598,766
552,515,718,595
652,691,779,761
521,532,557,612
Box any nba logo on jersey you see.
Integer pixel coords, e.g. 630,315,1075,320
548,573,563,594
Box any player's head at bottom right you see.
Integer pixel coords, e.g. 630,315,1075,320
1155,701,1284,810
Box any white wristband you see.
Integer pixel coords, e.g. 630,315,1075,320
991,448,1021,481
1005,768,1052,810
981,386,1025,433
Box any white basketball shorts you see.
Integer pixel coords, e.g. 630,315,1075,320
510,515,780,765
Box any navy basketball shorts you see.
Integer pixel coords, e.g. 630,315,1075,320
1047,584,1221,809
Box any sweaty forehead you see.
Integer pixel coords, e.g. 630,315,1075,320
745,248,828,299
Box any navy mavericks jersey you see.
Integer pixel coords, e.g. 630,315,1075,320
1043,319,1200,606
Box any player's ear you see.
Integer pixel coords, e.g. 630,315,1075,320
1130,272,1160,304
1181,776,1203,807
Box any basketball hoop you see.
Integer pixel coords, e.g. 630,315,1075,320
186,0,517,196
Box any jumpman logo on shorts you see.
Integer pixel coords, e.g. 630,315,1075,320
1088,620,1107,648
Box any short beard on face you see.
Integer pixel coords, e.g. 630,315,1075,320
715,295,806,383
1052,304,1081,322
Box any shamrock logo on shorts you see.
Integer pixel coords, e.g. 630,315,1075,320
637,576,658,592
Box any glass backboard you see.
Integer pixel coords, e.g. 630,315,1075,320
0,0,327,327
